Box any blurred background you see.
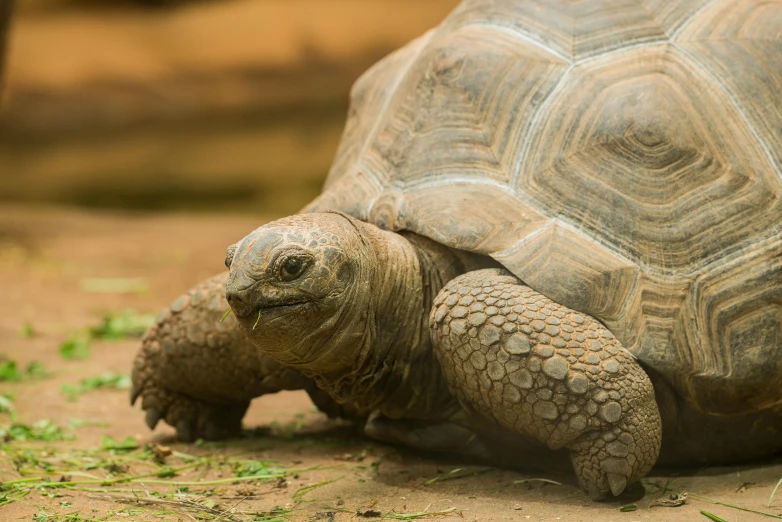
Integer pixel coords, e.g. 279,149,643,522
0,0,459,215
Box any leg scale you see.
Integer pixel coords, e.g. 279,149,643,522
430,269,661,497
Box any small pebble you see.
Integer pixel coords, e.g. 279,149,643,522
514,503,522,510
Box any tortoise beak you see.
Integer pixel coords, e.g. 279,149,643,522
225,270,260,319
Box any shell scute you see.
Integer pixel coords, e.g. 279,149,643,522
360,24,568,189
315,0,782,414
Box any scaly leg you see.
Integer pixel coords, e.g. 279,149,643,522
430,269,661,498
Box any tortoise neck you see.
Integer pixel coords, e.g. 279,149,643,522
313,227,467,420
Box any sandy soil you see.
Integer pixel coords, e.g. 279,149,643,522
1,204,781,522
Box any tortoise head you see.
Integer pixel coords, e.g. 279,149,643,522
224,212,372,372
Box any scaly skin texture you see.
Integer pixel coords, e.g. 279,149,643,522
224,212,489,421
430,269,662,498
224,213,662,497
136,212,782,501
131,271,354,441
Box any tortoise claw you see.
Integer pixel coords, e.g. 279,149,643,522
608,473,628,496
145,408,162,430
130,386,141,406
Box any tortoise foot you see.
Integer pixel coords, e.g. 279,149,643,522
131,272,316,441
430,268,662,497
133,381,248,442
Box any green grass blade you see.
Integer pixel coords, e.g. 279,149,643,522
292,476,343,501
383,508,458,520
700,511,728,522
690,492,782,519
423,467,493,486
769,477,782,507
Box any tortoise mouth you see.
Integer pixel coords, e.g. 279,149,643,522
232,298,312,321
258,299,312,312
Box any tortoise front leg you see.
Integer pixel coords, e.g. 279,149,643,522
430,269,661,499
131,272,345,441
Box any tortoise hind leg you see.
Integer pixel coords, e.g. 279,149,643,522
132,272,325,441
430,268,662,499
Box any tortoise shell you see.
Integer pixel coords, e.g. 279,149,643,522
305,0,782,416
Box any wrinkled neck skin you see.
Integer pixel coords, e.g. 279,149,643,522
341,228,465,420
250,220,488,422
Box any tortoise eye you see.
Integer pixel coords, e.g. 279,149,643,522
225,244,237,269
280,257,307,281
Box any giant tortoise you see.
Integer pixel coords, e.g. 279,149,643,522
131,0,782,499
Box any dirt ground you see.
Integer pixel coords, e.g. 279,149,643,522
1,204,781,522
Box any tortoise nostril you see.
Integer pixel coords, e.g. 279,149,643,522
226,292,244,306
225,289,256,318
225,269,260,318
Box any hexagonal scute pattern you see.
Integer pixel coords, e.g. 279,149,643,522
360,24,568,188
400,182,549,253
639,0,715,36
517,45,780,275
673,236,782,415
315,0,782,414
676,0,782,192
324,31,435,190
495,222,638,323
440,0,576,61
443,0,668,61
